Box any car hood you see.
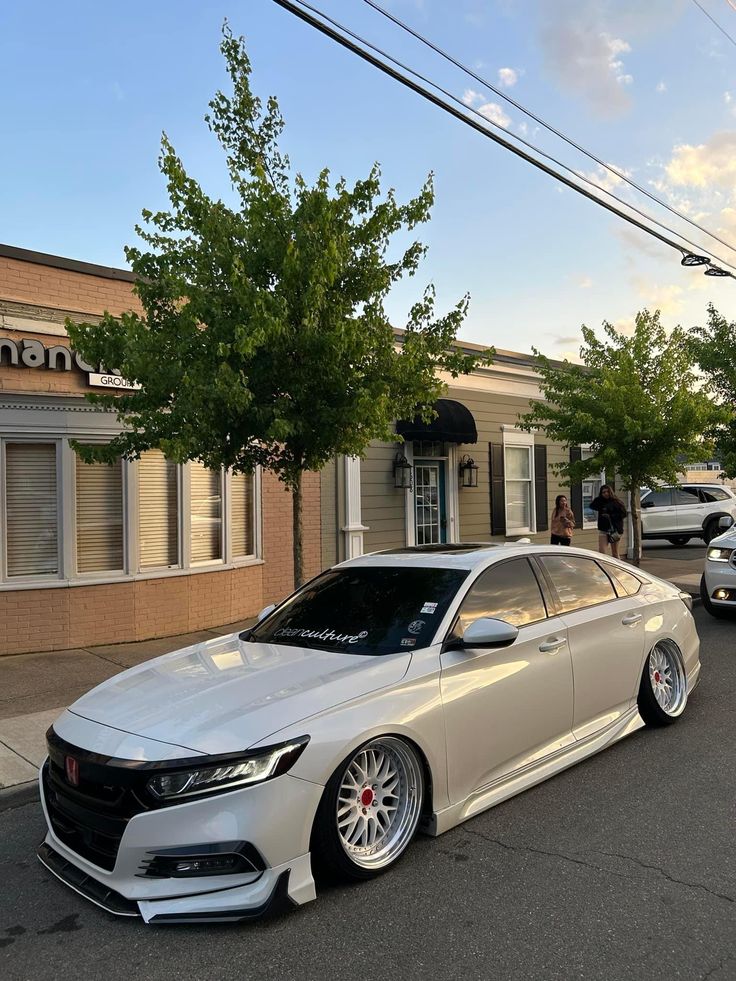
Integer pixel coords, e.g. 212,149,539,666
68,632,411,756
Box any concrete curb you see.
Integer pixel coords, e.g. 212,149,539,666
0,779,39,814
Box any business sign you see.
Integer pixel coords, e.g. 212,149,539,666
0,336,140,390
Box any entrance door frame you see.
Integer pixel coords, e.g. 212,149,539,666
403,442,459,546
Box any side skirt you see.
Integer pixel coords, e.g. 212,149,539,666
426,706,644,837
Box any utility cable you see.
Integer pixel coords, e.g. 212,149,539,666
364,0,736,258
271,0,735,278
690,0,736,47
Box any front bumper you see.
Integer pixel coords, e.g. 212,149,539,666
37,749,322,923
703,561,736,607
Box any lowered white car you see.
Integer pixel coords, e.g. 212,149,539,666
38,544,700,923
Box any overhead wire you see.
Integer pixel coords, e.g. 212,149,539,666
690,0,736,48
271,0,735,278
364,0,736,259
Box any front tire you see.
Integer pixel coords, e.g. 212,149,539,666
700,573,732,619
311,736,424,883
703,521,719,544
667,536,690,546
638,641,688,726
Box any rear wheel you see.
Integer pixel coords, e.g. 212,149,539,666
311,736,424,883
667,536,690,546
703,521,719,544
638,641,688,726
700,573,733,619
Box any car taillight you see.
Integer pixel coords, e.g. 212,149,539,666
678,591,693,612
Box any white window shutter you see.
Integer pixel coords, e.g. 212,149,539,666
6,443,58,577
75,456,123,573
138,450,178,569
190,462,222,563
231,471,254,558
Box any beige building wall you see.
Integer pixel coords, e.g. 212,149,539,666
361,442,407,554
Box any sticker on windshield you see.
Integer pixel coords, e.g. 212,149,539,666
273,627,369,645
420,602,438,614
400,637,417,647
408,620,425,635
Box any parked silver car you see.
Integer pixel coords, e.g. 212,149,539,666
640,484,736,545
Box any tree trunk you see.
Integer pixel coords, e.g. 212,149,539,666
629,484,642,567
292,469,304,589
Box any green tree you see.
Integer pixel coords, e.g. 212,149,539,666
689,303,736,476
67,27,491,586
519,309,725,565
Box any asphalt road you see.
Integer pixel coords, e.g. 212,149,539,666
2,607,735,981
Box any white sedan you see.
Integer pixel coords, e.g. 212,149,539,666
38,544,700,923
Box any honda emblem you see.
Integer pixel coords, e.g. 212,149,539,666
64,756,79,787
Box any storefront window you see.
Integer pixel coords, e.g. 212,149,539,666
75,456,124,573
231,471,255,558
581,448,605,529
505,444,532,532
138,450,178,569
190,462,222,563
5,442,58,577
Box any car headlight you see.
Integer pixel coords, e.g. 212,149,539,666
707,547,733,562
146,737,309,801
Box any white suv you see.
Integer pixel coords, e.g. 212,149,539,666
640,483,736,546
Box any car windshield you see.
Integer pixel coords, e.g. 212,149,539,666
249,566,469,655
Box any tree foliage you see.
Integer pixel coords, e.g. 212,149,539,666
689,303,736,477
519,309,725,562
66,26,491,583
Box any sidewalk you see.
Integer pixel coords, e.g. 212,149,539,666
0,547,705,798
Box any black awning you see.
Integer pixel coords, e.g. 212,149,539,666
396,398,477,445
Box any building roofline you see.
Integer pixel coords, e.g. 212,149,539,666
391,326,569,371
0,243,137,283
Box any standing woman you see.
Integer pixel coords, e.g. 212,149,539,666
590,484,627,558
550,494,575,546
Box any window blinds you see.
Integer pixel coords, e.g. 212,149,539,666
138,450,178,569
6,443,58,577
75,456,123,573
190,463,222,563
231,472,254,558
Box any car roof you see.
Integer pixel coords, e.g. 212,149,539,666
340,542,630,572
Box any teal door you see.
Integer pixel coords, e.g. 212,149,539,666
414,460,447,545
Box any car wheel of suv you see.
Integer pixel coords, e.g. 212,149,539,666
703,520,719,544
311,736,425,883
700,573,733,619
667,536,691,546
638,641,688,726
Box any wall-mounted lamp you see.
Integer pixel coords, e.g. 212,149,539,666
459,455,479,488
393,453,413,490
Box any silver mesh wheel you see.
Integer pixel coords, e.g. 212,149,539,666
649,641,687,717
336,737,423,870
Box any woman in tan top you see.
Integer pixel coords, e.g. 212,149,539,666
550,494,575,546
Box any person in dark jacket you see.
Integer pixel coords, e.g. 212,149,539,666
590,484,627,558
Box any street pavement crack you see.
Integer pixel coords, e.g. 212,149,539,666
596,850,735,905
702,955,735,981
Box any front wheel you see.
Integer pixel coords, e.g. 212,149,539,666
637,642,688,726
311,736,424,883
703,521,719,544
667,536,691,547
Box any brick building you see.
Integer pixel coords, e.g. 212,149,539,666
0,244,321,655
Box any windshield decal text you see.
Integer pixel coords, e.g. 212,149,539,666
274,626,370,645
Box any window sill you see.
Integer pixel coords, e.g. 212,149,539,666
0,558,265,592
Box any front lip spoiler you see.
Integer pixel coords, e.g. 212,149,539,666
37,841,139,917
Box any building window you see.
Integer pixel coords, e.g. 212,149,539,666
138,450,178,569
5,442,59,577
231,471,255,558
505,444,533,533
190,462,222,564
75,456,124,573
581,448,605,529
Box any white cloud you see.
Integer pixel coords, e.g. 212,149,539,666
664,131,736,189
498,67,518,88
580,161,632,194
578,276,593,289
656,80,667,93
477,102,511,128
462,88,484,107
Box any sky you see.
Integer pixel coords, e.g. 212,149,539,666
2,0,736,359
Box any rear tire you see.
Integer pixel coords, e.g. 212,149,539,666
667,536,690,546
311,736,424,883
638,641,688,727
700,573,733,619
703,521,719,544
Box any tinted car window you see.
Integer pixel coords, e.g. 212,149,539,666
601,563,642,597
673,487,700,505
249,566,468,655
699,487,729,502
540,556,617,613
452,558,547,636
642,489,672,507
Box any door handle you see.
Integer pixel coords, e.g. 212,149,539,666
621,613,643,625
539,637,566,654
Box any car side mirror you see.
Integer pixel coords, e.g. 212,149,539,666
641,500,654,509
459,617,519,649
256,603,277,623
719,515,734,530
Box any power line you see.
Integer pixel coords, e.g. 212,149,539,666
297,0,736,273
691,0,736,47
364,0,736,259
271,0,734,279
